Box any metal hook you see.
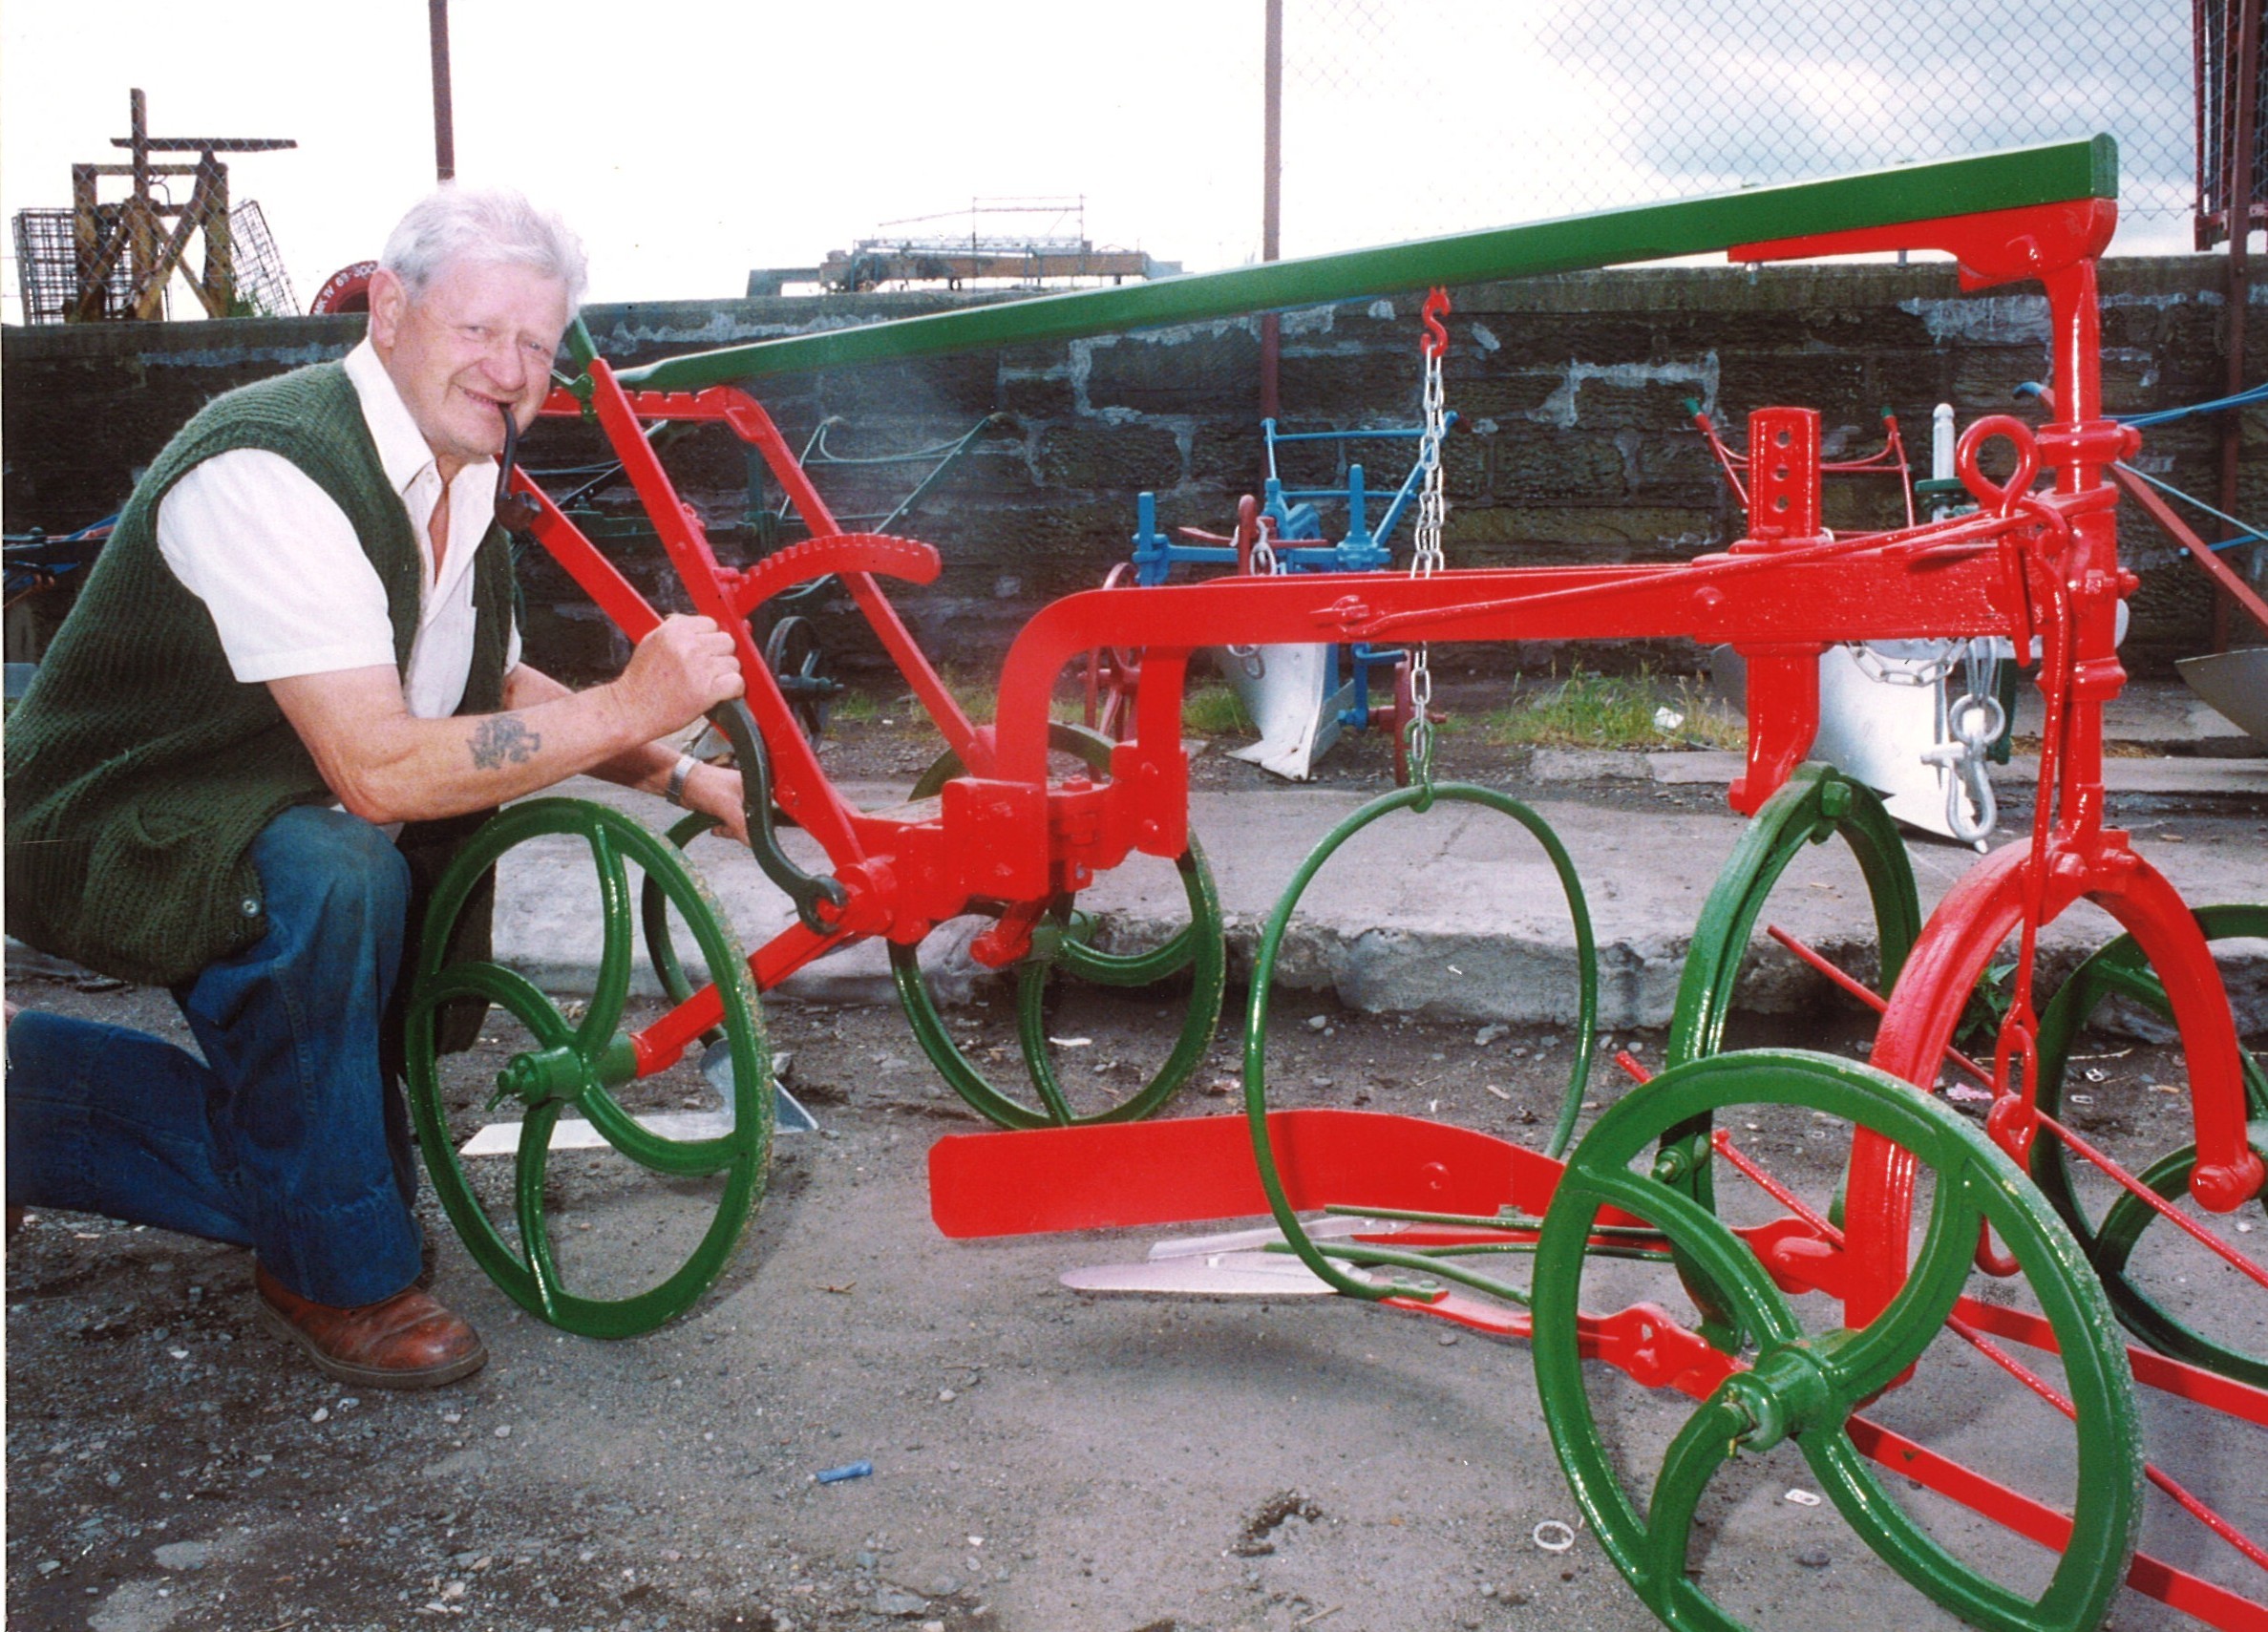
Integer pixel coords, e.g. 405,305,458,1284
1922,691,2004,847
1419,287,1452,358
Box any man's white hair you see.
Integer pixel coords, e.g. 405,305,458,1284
380,185,587,312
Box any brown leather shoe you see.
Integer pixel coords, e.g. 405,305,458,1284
254,1264,487,1389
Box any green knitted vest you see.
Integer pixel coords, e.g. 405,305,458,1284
3,362,517,986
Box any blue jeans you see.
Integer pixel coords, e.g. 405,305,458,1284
6,806,424,1307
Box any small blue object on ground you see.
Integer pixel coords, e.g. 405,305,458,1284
815,1460,873,1484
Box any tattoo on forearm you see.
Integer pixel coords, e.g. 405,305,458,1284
468,714,541,771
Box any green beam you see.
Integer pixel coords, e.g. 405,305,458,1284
614,137,2115,393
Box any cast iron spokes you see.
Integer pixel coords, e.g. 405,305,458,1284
1532,1049,2142,1632
404,798,773,1338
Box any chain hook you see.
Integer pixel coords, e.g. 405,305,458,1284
1920,689,2003,846
1224,498,1281,679
1249,510,1282,579
1419,287,1452,359
1986,1010,2042,1169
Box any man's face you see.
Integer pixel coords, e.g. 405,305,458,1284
368,258,571,480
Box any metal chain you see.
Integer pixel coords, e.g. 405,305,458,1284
1227,515,1284,678
1846,639,1961,688
1848,635,2002,844
1933,637,2005,845
1406,291,1451,787
1901,638,2003,847
1961,634,2002,722
1249,512,1282,579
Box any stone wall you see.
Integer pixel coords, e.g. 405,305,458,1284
6,258,2260,683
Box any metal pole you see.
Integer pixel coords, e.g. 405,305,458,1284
128,89,152,314
2196,0,2211,251
2216,0,2258,650
430,0,456,183
1260,0,1282,419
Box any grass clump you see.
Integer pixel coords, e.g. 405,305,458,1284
825,668,1110,733
1181,684,1253,737
1478,665,1744,752
827,689,886,726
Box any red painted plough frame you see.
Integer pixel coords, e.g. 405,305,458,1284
465,137,2262,1632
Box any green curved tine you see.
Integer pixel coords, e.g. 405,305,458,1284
1652,766,1920,1338
2032,903,2268,1384
404,797,772,1338
1532,1049,2141,1632
1241,782,1600,1300
893,843,1226,1129
641,811,728,1047
1665,765,1921,1070
891,722,1227,1129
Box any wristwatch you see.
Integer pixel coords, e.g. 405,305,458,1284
663,752,700,808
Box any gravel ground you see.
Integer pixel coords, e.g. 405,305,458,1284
10,961,2264,1632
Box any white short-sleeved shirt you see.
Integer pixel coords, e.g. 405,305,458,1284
156,339,521,719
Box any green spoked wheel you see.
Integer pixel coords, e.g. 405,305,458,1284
763,614,838,741
1532,1049,2140,1632
2032,904,2268,1385
404,798,772,1339
891,723,1227,1129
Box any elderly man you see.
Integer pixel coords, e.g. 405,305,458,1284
4,187,744,1388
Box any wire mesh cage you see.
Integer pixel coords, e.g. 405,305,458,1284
9,198,299,324
226,200,298,318
10,208,137,326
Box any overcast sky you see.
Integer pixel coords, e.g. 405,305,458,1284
0,0,2201,319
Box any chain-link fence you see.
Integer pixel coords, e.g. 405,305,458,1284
1279,0,2197,257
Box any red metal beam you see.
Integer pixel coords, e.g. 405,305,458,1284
2113,464,2268,639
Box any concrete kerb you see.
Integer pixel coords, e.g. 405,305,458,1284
1647,750,2268,797
497,772,2266,1033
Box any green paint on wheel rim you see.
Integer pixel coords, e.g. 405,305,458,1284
1531,1049,2140,1632
1241,781,1599,1300
1666,765,1921,1070
892,723,1227,1128
2032,902,2268,1385
641,810,727,1044
404,798,771,1338
1655,765,1919,1341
